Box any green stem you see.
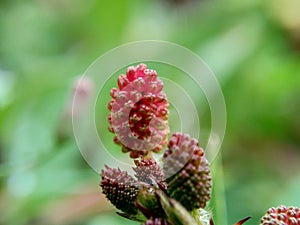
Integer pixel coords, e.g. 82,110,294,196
210,152,228,225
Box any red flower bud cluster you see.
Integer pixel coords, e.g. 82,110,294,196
133,157,166,187
108,64,169,158
260,205,300,225
100,165,140,215
100,63,299,225
163,133,212,211
101,64,212,225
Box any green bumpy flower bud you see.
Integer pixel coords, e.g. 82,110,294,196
163,133,212,211
260,205,300,225
100,165,140,215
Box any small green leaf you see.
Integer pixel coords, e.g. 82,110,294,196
156,190,200,225
116,211,147,223
136,188,166,219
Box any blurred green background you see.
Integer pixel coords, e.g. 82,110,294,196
0,0,300,224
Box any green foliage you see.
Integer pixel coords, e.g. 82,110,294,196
0,0,299,224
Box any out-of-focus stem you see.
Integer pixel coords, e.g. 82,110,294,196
210,153,228,225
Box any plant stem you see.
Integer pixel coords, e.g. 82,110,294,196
210,152,228,225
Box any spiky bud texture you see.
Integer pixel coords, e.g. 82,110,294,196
133,157,166,187
144,218,170,225
100,165,140,215
108,64,169,158
260,205,300,225
163,132,212,211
